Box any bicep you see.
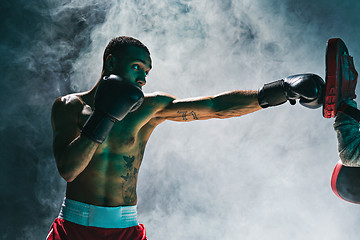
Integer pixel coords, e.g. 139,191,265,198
155,96,215,122
51,99,81,161
153,90,261,122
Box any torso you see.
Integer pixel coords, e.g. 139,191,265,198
65,92,168,207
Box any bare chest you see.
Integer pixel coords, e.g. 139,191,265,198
79,104,149,148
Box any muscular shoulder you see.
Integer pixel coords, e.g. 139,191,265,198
51,94,86,129
133,92,176,123
144,91,176,108
52,94,84,114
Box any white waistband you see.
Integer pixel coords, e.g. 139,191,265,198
58,198,139,228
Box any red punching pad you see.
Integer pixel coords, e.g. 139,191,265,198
323,38,358,119
331,162,360,204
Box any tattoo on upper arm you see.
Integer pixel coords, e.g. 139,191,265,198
177,111,198,121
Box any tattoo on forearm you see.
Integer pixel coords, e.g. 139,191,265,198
177,111,188,120
190,111,198,120
177,111,198,121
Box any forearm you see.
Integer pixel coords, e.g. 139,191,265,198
156,90,261,121
55,135,99,182
212,90,262,118
334,110,360,167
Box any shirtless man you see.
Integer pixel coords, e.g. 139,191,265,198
47,36,324,239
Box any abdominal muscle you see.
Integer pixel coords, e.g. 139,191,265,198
65,146,144,207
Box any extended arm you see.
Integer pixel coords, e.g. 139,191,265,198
155,74,324,121
154,90,261,122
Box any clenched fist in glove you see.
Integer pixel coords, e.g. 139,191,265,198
258,74,325,109
81,75,144,144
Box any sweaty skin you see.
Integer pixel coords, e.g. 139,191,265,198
51,46,262,207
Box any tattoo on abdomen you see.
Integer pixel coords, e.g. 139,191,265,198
123,155,135,170
121,168,138,204
177,111,198,120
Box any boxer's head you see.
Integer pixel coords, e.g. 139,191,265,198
102,36,152,88
103,36,150,69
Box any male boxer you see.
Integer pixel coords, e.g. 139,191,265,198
47,36,324,239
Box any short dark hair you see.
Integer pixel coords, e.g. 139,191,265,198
102,36,150,69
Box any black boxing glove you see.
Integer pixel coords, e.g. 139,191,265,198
81,75,144,144
258,74,324,109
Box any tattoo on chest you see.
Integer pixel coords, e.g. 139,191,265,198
177,111,198,121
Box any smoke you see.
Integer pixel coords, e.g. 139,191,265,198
1,0,360,239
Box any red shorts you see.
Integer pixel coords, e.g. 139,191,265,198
46,218,148,240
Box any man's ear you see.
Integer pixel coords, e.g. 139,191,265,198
105,55,117,71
